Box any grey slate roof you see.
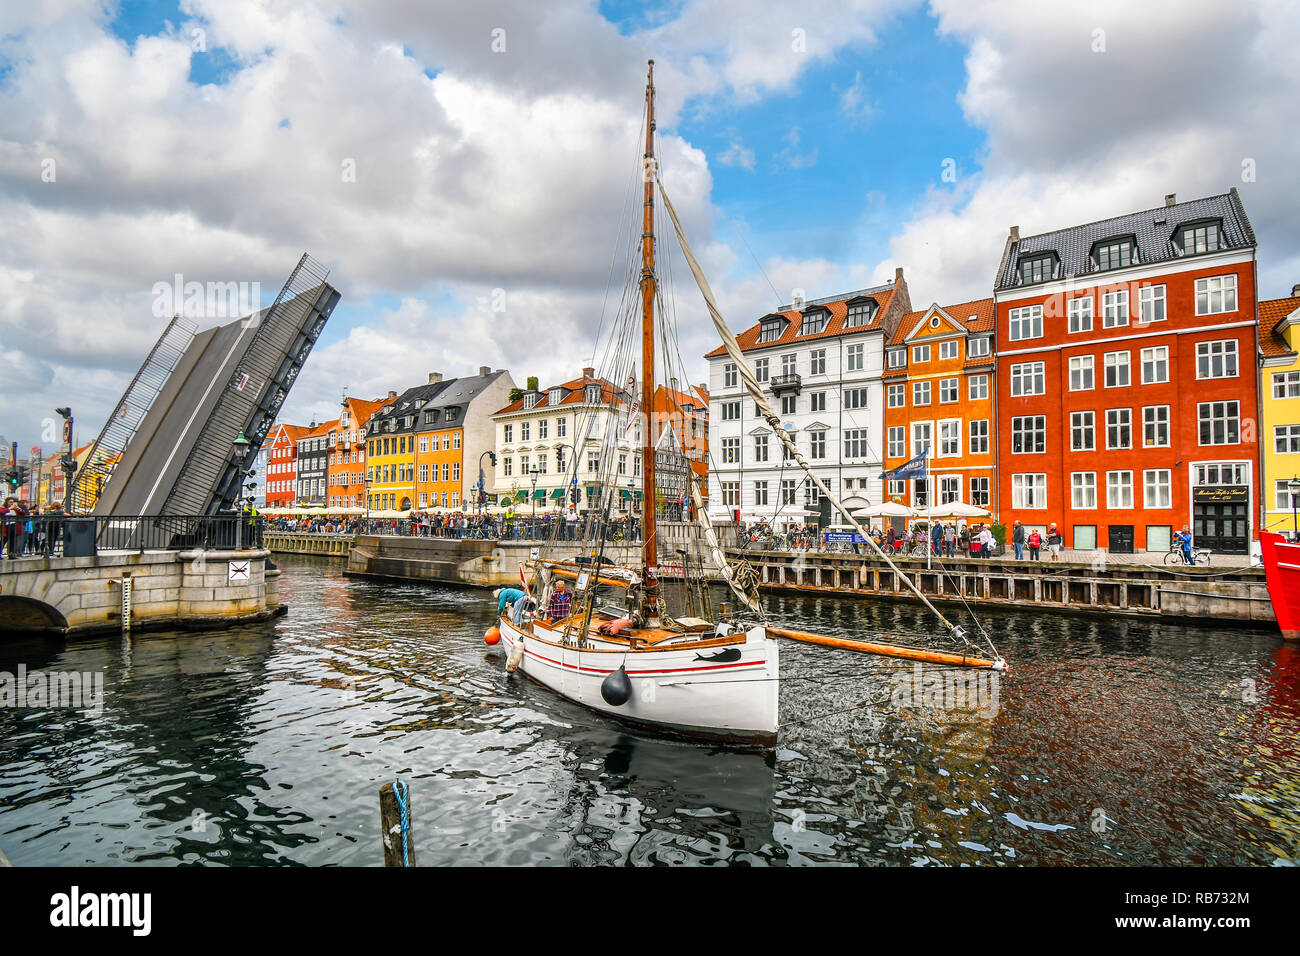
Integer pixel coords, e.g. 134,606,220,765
370,380,453,435
419,371,503,429
995,189,1256,291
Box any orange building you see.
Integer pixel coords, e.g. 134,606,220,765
328,396,384,508
882,299,997,511
652,380,710,503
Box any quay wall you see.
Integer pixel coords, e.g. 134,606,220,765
0,549,284,637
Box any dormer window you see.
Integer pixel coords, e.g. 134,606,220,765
523,392,539,409
845,298,877,328
585,384,600,403
1017,253,1059,285
444,409,455,422
800,308,829,335
549,387,564,405
1175,220,1223,256
1090,236,1138,271
886,348,906,369
757,315,786,344
968,337,991,358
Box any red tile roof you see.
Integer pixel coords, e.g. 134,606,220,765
1259,295,1300,359
704,285,899,359
887,297,995,347
494,374,624,416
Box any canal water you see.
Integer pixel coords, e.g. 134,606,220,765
1,554,1297,866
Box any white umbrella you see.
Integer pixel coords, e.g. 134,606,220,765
851,501,918,518
920,502,992,520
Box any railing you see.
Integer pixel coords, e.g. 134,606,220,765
0,513,264,559
769,372,802,393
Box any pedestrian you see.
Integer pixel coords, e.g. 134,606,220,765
1047,524,1063,561
958,524,970,557
979,525,995,558
930,520,943,556
546,578,572,622
944,521,955,557
1180,525,1193,565
1027,527,1042,561
1012,520,1025,560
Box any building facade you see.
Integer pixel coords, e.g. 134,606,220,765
265,423,309,508
652,379,709,510
367,384,440,512
881,298,997,513
328,396,384,509
295,421,335,507
410,368,515,510
705,272,912,521
1258,289,1300,536
993,190,1260,554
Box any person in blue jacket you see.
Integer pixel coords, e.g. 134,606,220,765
494,587,526,615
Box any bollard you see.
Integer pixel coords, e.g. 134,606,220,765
379,781,415,867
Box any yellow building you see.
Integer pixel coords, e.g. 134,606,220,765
1260,290,1300,537
366,388,422,512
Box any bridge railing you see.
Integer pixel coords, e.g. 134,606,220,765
0,513,264,559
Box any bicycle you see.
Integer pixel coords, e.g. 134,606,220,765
1164,545,1211,566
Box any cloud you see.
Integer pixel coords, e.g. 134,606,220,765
717,133,756,171
772,125,818,170
837,70,875,125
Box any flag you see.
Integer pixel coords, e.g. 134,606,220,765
879,448,928,482
623,373,639,435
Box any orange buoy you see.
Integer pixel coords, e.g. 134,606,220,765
484,627,501,646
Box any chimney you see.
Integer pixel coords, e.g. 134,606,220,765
427,372,443,385
1165,193,1177,207
387,390,397,400
792,293,804,309
1293,283,1300,298
582,366,595,380
670,376,679,394
1009,225,1020,241
479,365,490,376
895,266,904,284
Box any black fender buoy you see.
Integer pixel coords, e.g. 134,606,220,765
601,664,632,706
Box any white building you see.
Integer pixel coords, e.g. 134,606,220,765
705,272,912,520
491,368,644,512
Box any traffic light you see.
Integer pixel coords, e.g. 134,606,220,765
4,469,17,491
569,483,579,506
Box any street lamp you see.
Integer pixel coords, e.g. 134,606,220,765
1289,476,1300,540
231,431,251,550
477,450,497,515
530,466,540,521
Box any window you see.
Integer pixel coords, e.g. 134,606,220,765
939,419,961,457
442,462,451,480
757,317,785,343
887,384,905,408
939,475,961,504
845,299,877,328
520,421,530,441
1143,406,1170,447
753,481,768,506
1177,221,1222,256
1069,355,1094,391
1072,472,1097,509
1071,411,1095,451
556,417,566,438
1198,401,1240,445
754,434,769,462
968,337,991,358
419,464,429,483
969,375,989,401
1018,254,1057,284
781,394,796,415
1196,340,1238,379
1009,305,1043,341
1196,275,1237,315
1010,361,1045,396
1106,408,1132,449
1139,285,1166,323
754,357,769,383
587,451,599,473
781,480,798,505
1012,474,1047,509
418,436,429,453
1092,237,1136,271
721,437,740,463
939,341,959,361
969,419,989,455
843,429,870,458
887,426,905,458
969,477,990,506
721,401,740,421
1102,290,1129,328
452,463,461,481
724,364,737,388
1068,296,1093,333
503,424,513,443
1107,471,1133,508
847,344,865,371
844,387,869,410
1195,462,1247,486
886,349,906,369
809,431,826,459
912,422,932,458
720,482,739,507
1276,425,1300,454
888,479,906,497
1144,469,1171,508
940,378,958,403
810,350,826,374
1104,351,1130,388
519,455,529,474
912,344,931,363
1012,415,1046,454
538,419,548,439
810,391,827,412
913,381,931,406
1277,480,1300,511
1141,346,1168,384
1273,371,1300,399
800,309,828,335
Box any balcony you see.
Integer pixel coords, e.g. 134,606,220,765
770,372,802,395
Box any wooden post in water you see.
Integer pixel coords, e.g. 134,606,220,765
379,781,415,867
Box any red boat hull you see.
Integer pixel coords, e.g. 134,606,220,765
1259,531,1300,640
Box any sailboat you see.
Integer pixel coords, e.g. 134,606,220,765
494,61,1005,748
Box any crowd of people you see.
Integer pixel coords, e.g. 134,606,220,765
0,498,66,558
269,509,643,543
739,518,1003,557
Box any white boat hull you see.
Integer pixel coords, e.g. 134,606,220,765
498,616,779,746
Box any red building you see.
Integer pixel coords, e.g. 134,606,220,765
264,423,310,507
993,189,1259,555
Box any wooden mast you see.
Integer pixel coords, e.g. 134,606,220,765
640,59,660,620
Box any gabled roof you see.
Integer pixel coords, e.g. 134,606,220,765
995,189,1256,291
369,381,454,433
705,281,901,358
494,373,623,416
887,297,995,347
417,371,505,430
1260,295,1300,360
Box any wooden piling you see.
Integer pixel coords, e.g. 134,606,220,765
379,781,416,867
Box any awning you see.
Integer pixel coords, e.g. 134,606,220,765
619,489,631,499
533,488,547,500
549,488,565,499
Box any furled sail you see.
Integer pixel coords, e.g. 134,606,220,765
659,177,992,652
690,478,762,615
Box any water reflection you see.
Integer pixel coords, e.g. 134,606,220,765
0,554,1296,866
